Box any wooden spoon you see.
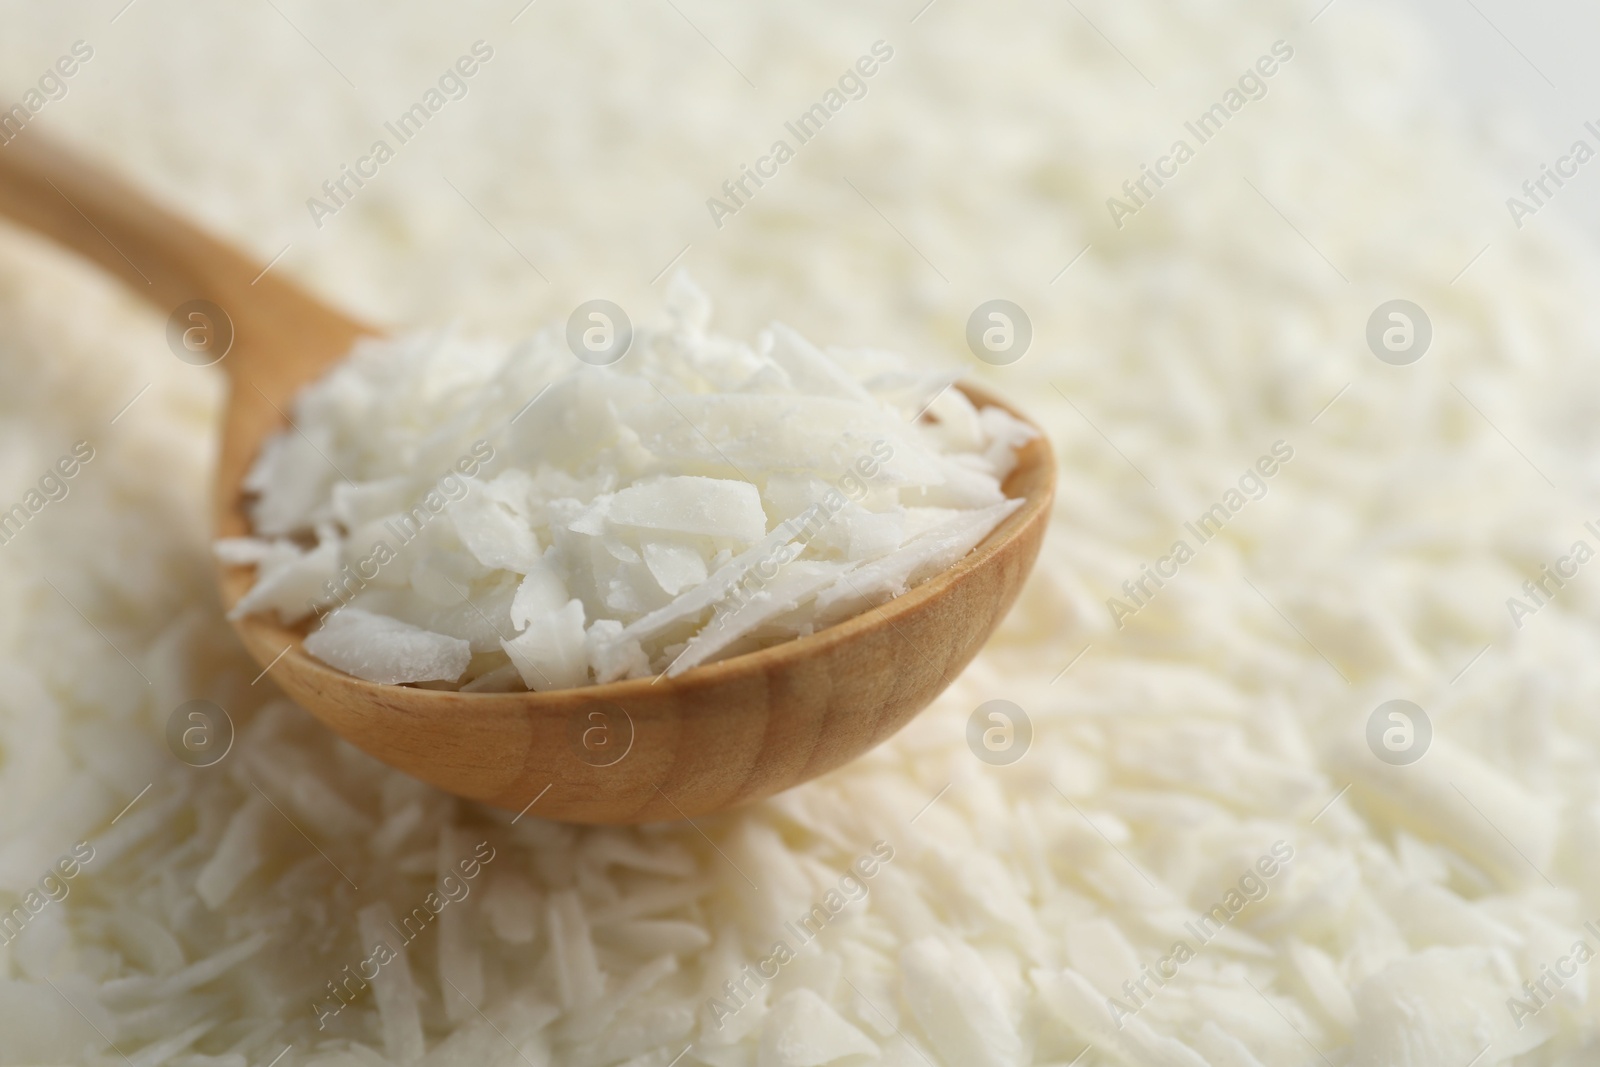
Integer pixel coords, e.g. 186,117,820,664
0,133,1055,823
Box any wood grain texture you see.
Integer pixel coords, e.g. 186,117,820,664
0,131,1056,824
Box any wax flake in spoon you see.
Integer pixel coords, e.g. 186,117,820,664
219,275,1034,689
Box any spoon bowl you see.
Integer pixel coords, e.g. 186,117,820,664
0,133,1055,822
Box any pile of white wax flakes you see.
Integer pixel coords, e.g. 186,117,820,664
220,276,1033,690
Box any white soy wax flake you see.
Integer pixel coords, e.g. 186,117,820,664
304,608,472,685
229,276,1034,690
607,476,766,544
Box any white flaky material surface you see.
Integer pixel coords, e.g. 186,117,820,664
224,284,1028,689
1,0,1598,1064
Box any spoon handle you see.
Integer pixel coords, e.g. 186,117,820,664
0,131,366,387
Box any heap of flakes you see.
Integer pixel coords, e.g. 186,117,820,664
219,277,1034,690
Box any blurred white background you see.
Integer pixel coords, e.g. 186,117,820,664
1396,0,1600,242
